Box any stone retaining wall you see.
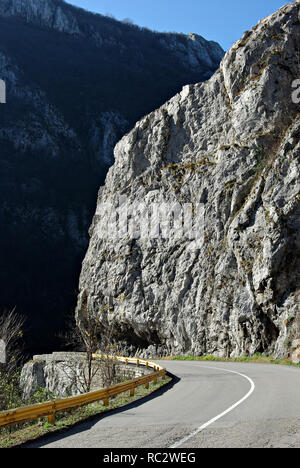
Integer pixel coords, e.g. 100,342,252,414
20,352,152,399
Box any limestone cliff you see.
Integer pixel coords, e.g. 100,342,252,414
0,0,223,352
0,0,224,73
76,3,300,358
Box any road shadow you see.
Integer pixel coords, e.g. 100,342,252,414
18,371,180,448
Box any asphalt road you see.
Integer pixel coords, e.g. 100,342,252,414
25,361,300,448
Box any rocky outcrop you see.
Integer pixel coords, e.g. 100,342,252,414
76,2,300,358
159,33,224,74
20,361,46,399
0,0,81,34
291,339,300,364
0,0,223,353
20,352,152,398
0,0,224,71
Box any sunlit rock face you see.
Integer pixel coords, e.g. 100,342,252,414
0,0,223,352
76,2,300,358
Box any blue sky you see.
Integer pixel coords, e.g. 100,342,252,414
65,0,289,50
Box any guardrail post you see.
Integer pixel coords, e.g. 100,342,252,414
130,388,135,397
145,381,149,389
153,376,157,385
48,413,55,425
162,370,166,380
137,359,140,367
146,361,149,369
48,402,56,425
103,398,109,407
126,359,128,365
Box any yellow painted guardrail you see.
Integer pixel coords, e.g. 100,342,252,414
0,355,166,428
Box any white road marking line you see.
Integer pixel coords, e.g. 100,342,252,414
170,364,255,448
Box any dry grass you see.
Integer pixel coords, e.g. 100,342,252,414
161,353,300,367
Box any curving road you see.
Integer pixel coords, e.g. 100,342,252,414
24,361,300,448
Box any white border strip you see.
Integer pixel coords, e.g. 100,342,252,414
170,365,255,448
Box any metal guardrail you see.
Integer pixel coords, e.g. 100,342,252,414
0,355,166,428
